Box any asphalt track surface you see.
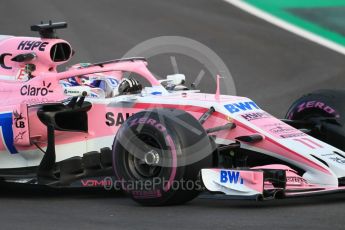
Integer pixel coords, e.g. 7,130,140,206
0,0,345,229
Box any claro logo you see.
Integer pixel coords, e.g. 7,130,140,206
20,81,53,96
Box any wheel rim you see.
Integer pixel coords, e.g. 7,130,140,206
125,133,163,179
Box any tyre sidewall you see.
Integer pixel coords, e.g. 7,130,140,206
113,109,212,205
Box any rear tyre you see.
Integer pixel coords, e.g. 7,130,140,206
112,108,213,206
286,89,345,151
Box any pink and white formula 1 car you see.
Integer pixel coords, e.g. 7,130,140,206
1,22,345,206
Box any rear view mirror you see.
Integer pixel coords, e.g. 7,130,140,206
166,74,186,85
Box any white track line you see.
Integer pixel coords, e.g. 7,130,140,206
223,0,345,55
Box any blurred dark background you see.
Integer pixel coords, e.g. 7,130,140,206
1,1,345,230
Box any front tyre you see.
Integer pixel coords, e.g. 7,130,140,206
112,108,213,206
286,89,345,151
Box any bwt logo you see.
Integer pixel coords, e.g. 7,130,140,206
224,101,259,114
220,170,244,184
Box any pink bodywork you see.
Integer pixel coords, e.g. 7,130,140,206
0,35,343,196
